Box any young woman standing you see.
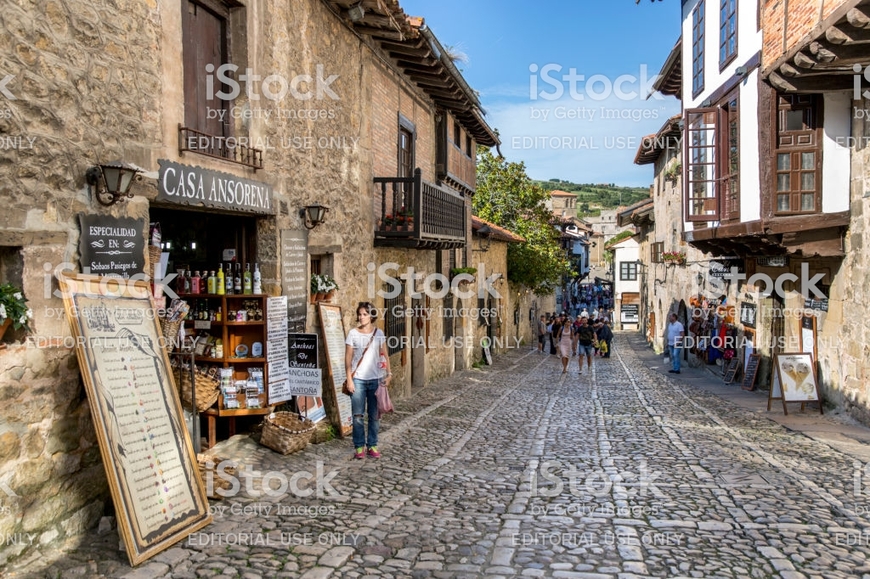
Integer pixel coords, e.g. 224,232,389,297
344,302,391,459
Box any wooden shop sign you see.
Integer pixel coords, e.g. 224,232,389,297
59,274,211,566
156,159,274,214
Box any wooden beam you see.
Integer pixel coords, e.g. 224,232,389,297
354,25,404,41
847,6,870,29
794,51,818,68
809,41,837,62
379,41,431,58
826,24,870,44
768,70,855,92
779,62,801,77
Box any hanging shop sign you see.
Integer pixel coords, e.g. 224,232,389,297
709,259,744,278
620,304,639,323
78,215,146,278
157,160,274,214
803,298,829,312
756,256,789,267
280,230,309,332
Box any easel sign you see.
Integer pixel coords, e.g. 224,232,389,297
742,354,760,391
59,274,211,566
723,357,740,384
317,303,352,436
769,352,823,415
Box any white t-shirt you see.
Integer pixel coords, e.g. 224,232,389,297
667,321,685,346
346,328,385,380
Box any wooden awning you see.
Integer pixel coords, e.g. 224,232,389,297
763,0,870,93
321,0,499,146
649,38,681,99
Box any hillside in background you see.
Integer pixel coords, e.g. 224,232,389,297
534,178,650,217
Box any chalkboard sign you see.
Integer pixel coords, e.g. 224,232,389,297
59,274,211,566
78,215,146,279
317,304,352,435
281,229,308,332
288,333,318,368
724,357,740,383
742,354,761,391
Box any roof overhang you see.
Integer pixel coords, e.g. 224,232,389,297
763,0,870,93
634,114,682,165
648,38,682,100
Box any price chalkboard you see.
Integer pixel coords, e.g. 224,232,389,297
281,229,308,332
724,357,740,383
288,333,318,368
742,354,761,391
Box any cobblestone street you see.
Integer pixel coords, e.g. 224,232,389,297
10,333,870,579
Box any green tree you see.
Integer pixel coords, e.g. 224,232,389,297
474,149,574,294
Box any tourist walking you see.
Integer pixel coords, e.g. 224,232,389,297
574,315,596,375
345,302,391,459
556,317,573,373
666,312,685,374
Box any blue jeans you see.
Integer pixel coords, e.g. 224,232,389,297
668,345,681,371
351,377,380,449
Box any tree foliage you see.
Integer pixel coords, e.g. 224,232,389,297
474,149,574,294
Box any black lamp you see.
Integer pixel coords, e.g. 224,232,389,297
301,204,329,229
86,161,142,206
477,224,492,252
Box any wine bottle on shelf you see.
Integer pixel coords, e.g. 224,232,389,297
225,262,234,295
253,263,262,294
234,263,242,293
183,270,192,294
243,263,253,294
207,270,216,295
217,264,225,295
191,271,201,295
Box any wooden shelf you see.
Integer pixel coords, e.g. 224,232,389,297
225,321,264,326
203,407,272,417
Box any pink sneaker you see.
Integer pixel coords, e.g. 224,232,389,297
366,447,381,459
354,447,365,460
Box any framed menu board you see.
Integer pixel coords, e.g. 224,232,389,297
59,274,211,566
317,303,352,436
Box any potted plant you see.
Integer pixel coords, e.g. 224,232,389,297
381,214,394,229
0,283,33,342
449,267,477,289
310,274,339,303
664,162,681,184
661,251,687,266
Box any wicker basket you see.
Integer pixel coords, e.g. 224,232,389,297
197,454,237,499
161,318,182,353
177,367,220,412
259,412,315,455
147,245,162,275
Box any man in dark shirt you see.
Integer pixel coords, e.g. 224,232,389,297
574,316,595,375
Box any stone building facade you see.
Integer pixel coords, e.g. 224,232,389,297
0,0,500,564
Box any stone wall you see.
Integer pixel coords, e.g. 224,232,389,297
0,0,495,564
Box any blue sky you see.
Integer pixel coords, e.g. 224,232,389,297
399,0,682,187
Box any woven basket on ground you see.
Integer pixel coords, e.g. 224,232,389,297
259,412,315,455
177,367,220,412
197,454,237,499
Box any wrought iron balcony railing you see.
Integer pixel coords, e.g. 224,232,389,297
374,168,466,249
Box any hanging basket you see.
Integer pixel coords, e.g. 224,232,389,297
160,318,183,353
259,412,315,455
147,245,162,274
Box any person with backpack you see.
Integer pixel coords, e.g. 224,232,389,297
574,315,596,375
596,318,613,358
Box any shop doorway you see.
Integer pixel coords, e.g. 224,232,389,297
149,208,259,279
